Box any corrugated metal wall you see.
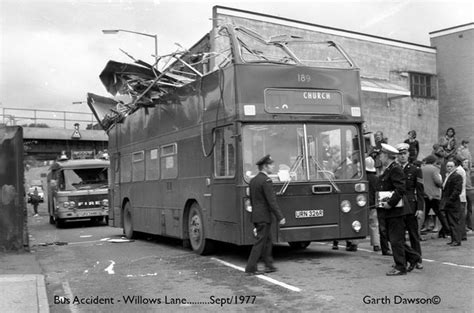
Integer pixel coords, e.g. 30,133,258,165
0,126,26,251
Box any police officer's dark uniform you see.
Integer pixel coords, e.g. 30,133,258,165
245,155,285,275
395,143,424,269
377,144,421,276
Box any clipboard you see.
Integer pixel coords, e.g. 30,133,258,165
376,191,403,208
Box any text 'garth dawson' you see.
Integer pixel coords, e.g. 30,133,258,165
363,295,441,305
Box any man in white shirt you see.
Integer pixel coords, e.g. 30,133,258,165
455,157,467,241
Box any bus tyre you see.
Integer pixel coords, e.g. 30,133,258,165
188,203,213,255
123,202,136,239
49,216,55,225
288,241,311,250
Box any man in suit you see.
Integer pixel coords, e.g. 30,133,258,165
395,143,424,269
245,155,286,275
377,143,421,276
441,160,463,246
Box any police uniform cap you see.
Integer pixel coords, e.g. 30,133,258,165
380,143,399,155
395,143,410,152
256,154,274,166
365,157,376,172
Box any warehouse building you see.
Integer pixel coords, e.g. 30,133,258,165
214,6,440,158
430,23,474,147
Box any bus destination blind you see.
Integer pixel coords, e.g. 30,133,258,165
264,88,343,114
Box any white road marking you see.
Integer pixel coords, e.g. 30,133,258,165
211,257,302,292
62,280,79,313
126,273,158,278
79,235,92,238
314,242,474,269
104,260,116,274
441,262,474,269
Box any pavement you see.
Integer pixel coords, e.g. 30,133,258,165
0,238,49,313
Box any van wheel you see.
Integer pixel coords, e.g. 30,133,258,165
49,216,55,225
55,218,64,228
123,202,136,239
288,241,311,249
187,203,213,255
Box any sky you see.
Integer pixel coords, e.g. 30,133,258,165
0,0,473,114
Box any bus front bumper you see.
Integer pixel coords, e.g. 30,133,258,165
278,224,366,242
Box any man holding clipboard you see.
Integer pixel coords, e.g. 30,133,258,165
377,143,422,276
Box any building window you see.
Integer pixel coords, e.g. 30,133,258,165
410,73,436,98
215,126,235,178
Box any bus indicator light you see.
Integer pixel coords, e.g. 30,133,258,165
354,183,366,192
244,198,252,212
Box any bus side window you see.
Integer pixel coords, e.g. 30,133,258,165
145,148,160,180
161,143,178,179
57,171,65,190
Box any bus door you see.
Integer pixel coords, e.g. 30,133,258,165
110,152,121,226
210,126,239,242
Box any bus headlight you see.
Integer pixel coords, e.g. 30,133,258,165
101,199,109,207
340,200,351,213
63,201,69,208
356,194,367,207
352,220,362,232
244,198,252,212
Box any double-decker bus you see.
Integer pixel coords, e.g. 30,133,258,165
88,19,368,254
46,157,109,227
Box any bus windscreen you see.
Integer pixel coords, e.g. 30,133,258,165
242,124,362,182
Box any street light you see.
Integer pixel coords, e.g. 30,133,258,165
102,29,158,68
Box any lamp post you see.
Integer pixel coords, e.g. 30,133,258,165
102,29,158,68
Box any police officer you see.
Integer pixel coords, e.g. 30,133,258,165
395,143,424,270
245,155,286,275
377,144,421,276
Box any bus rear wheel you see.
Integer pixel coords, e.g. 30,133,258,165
123,202,136,239
187,203,213,255
288,241,311,250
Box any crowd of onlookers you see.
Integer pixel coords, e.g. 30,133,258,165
334,127,472,254
369,127,472,252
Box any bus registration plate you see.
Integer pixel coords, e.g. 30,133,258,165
295,210,324,218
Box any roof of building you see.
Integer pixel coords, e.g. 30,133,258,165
429,22,474,38
215,5,436,53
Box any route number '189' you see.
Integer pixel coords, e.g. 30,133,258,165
297,74,311,83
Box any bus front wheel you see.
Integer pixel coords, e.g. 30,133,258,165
288,241,311,250
187,203,213,255
123,202,136,239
